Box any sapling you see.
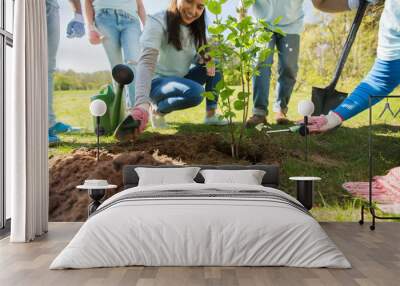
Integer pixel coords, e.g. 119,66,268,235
202,0,280,158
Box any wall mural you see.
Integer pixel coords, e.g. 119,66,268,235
47,0,400,223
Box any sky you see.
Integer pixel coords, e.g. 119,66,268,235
58,0,317,72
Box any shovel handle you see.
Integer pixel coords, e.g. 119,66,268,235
327,0,369,91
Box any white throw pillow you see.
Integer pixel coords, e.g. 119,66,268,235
135,167,201,186
200,169,266,185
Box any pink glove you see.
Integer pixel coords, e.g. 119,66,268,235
130,107,149,134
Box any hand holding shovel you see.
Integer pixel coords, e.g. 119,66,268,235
311,0,369,115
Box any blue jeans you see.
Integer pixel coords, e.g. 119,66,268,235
95,9,142,109
334,58,400,120
150,64,221,114
253,33,300,116
46,0,60,128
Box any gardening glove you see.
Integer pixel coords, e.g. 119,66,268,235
66,13,85,38
348,0,378,10
130,106,149,134
88,24,104,45
304,111,343,134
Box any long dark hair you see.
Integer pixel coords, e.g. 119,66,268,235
166,0,207,51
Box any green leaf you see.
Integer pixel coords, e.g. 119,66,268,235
258,49,272,62
206,61,216,69
272,16,283,25
215,79,225,92
234,100,245,111
237,92,249,100
208,25,226,35
242,0,256,9
224,111,236,118
198,44,210,54
220,88,234,100
207,1,222,15
202,91,215,101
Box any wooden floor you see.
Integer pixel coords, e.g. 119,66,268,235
0,222,399,286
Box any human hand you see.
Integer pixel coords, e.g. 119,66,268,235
298,111,343,134
207,64,216,77
88,26,103,45
66,13,85,38
130,106,149,136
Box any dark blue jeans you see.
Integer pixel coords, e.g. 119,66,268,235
150,64,221,114
252,33,300,116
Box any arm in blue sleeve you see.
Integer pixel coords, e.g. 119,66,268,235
334,59,400,120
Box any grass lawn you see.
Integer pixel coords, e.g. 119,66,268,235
51,88,400,222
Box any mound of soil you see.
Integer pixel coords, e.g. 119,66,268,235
49,133,282,221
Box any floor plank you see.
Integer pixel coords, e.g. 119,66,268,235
0,222,399,286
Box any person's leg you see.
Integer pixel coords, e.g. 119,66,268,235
334,59,400,120
95,10,124,87
252,34,277,117
120,12,142,109
150,77,204,114
184,64,222,113
46,2,60,130
183,64,227,125
274,34,300,116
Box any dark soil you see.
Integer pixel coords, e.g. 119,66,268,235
49,133,283,222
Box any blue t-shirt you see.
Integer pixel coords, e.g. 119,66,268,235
140,11,198,78
377,0,400,61
252,0,305,34
93,0,138,18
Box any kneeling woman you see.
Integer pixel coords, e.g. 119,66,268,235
129,0,227,134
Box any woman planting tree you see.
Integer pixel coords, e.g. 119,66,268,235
123,0,227,140
306,0,399,133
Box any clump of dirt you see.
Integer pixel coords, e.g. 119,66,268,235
112,133,282,164
49,133,282,222
49,148,179,221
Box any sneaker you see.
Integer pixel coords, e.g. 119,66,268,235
245,115,267,128
204,114,229,126
48,132,60,144
49,122,80,134
275,111,290,125
150,110,169,129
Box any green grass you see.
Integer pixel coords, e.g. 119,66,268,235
51,88,400,222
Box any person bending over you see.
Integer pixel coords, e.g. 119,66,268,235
240,0,376,126
306,0,398,133
125,0,227,139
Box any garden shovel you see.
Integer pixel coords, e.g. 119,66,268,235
312,0,369,115
256,124,309,136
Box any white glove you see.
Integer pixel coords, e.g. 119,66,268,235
307,111,343,133
66,13,85,38
348,0,378,10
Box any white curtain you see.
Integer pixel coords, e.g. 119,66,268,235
8,0,49,242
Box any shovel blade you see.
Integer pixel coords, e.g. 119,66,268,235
311,87,348,116
113,114,141,142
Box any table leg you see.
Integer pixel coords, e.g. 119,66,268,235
88,189,106,216
296,181,314,210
